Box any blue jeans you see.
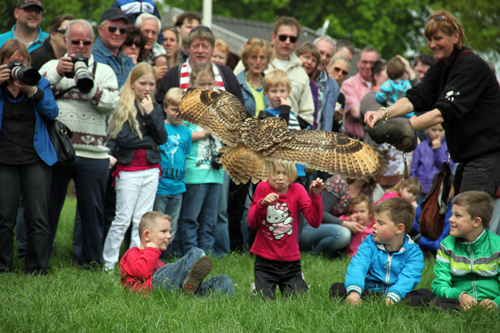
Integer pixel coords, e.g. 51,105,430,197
179,183,221,254
154,193,183,256
214,172,230,257
299,223,351,256
152,247,234,295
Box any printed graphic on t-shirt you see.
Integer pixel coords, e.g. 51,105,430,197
264,202,294,240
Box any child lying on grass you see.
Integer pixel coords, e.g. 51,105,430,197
120,211,235,295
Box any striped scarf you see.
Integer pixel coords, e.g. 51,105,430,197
179,60,226,91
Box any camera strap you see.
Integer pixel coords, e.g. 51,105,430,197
54,62,97,99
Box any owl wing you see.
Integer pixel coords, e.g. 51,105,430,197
219,144,274,185
264,130,381,180
178,89,251,146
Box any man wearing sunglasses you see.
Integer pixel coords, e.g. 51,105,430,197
39,19,119,269
93,8,135,88
268,17,314,128
0,0,49,52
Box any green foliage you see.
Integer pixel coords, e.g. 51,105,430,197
2,198,500,331
0,0,115,34
165,0,499,60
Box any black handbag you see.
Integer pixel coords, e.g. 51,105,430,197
48,120,75,166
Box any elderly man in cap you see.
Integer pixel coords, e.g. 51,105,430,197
0,0,48,51
93,8,135,88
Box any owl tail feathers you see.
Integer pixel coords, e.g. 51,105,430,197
219,144,273,185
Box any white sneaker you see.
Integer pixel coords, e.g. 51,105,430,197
250,282,256,294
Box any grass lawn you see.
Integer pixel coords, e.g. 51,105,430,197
1,197,499,332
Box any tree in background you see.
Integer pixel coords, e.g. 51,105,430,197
0,0,114,33
163,0,499,60
1,0,497,60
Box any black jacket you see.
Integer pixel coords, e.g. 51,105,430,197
108,102,168,164
30,38,56,70
406,47,500,163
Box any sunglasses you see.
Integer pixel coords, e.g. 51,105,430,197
278,34,298,43
124,40,143,48
55,29,66,35
108,25,127,35
426,14,459,31
333,67,349,76
70,40,92,46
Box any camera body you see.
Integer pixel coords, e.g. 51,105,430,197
211,152,223,170
64,54,94,93
7,61,41,86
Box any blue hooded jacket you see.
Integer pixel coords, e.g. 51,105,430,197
345,234,424,303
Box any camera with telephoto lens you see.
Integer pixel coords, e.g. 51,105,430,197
64,53,94,93
7,61,41,86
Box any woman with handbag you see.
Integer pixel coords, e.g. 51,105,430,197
0,40,59,274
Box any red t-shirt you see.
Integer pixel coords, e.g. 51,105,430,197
120,247,165,293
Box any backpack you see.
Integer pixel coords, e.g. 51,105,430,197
418,162,452,241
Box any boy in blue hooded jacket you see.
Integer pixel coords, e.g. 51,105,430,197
330,197,433,306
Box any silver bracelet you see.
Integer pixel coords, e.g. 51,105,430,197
380,106,388,122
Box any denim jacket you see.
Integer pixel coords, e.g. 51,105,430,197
236,71,269,116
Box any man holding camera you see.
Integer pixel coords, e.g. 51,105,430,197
0,0,49,52
93,8,135,88
39,19,119,269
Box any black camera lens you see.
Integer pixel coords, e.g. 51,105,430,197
64,54,94,93
8,61,41,86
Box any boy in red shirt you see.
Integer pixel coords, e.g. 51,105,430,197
120,211,234,294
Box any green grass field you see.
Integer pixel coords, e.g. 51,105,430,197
1,198,499,332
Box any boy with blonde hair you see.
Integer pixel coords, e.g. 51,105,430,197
153,88,192,257
330,197,432,306
260,69,300,129
120,211,234,295
432,191,500,310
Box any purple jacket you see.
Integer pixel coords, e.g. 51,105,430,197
410,137,449,194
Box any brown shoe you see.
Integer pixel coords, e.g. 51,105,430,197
182,256,212,295
364,118,417,153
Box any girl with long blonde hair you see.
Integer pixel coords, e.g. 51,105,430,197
103,62,168,271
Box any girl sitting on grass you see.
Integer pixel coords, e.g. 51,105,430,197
376,177,421,208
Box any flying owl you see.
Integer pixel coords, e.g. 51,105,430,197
179,89,381,185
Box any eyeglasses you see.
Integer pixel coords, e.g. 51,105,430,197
124,40,143,48
333,67,349,76
190,25,212,34
55,29,66,35
426,14,459,31
108,25,127,35
21,7,43,14
278,34,298,43
70,40,92,46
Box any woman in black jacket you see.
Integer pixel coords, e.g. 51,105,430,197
365,10,500,197
103,62,168,270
